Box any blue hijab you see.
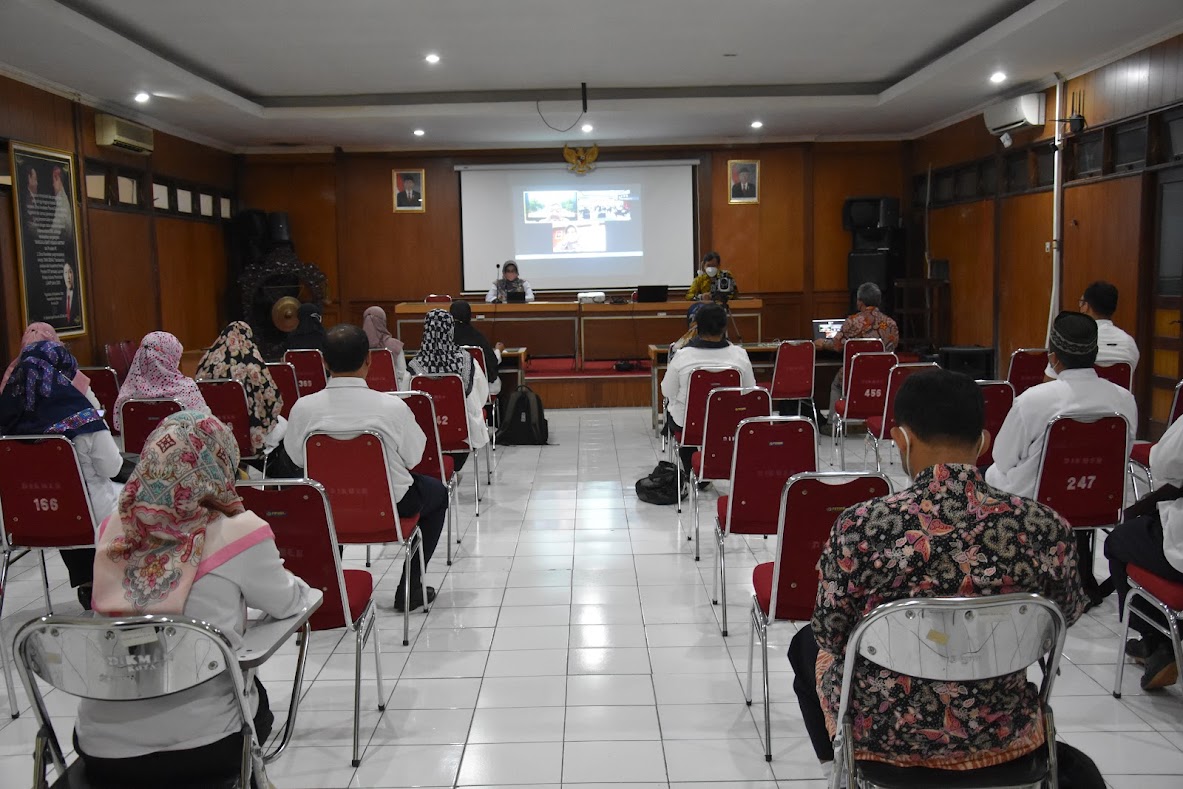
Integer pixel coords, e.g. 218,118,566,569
0,341,107,438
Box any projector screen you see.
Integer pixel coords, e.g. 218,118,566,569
459,163,696,293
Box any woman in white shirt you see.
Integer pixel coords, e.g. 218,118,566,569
485,261,535,303
77,411,313,786
0,341,121,609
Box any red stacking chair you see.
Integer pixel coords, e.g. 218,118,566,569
266,361,300,419
424,294,452,303
713,416,817,636
977,380,1015,468
462,345,499,467
672,366,742,513
366,348,399,393
410,373,483,514
840,338,884,397
120,398,183,454
768,340,818,425
832,351,898,469
80,366,120,434
118,339,138,368
103,341,131,383
1114,564,1183,696
394,390,461,565
0,436,99,718
1130,378,1183,492
196,379,257,460
1007,348,1048,396
236,479,385,767
304,432,427,648
1096,361,1134,391
284,349,327,396
865,362,939,471
746,471,891,761
689,387,772,560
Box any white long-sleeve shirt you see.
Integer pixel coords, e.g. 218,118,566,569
1149,420,1183,573
76,519,314,758
985,368,1138,499
485,281,535,303
75,430,123,525
660,342,756,428
284,377,426,501
1045,319,1140,381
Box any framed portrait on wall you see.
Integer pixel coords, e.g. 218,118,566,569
727,159,759,204
8,142,87,338
392,169,426,213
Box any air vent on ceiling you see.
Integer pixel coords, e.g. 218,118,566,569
95,113,154,154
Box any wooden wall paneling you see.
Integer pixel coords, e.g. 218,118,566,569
758,293,804,341
1065,33,1183,130
710,151,761,286
151,132,235,191
86,208,157,349
927,201,996,347
70,102,96,366
0,75,74,150
997,192,1054,367
154,217,228,351
0,192,21,363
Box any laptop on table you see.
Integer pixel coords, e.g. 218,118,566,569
636,285,669,303
812,318,845,342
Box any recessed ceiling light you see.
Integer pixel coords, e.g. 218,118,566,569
750,120,764,129
134,92,150,103
425,53,440,64
413,129,425,137
581,123,594,133
990,71,1007,84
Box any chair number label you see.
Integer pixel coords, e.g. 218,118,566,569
864,388,883,398
438,415,449,425
33,498,59,512
1065,475,1097,491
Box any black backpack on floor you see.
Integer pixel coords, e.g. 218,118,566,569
497,385,549,445
635,460,687,505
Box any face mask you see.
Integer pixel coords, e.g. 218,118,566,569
898,427,915,481
705,267,718,277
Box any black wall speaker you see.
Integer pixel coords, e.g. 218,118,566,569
848,251,890,312
938,346,995,380
842,197,900,231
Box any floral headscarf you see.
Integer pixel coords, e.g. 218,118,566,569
92,411,272,615
1,322,90,394
114,332,208,431
408,309,474,395
195,322,282,452
0,341,106,438
363,306,404,354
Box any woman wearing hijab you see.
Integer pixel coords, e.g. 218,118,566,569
196,321,286,453
0,341,121,607
408,309,489,468
75,412,313,786
485,261,535,303
285,303,327,351
362,305,409,389
1,322,94,404
113,331,208,433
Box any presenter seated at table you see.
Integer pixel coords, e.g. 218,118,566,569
1045,280,1139,380
486,261,535,303
284,323,450,612
814,282,900,414
76,412,315,787
450,299,503,395
685,251,739,302
660,304,755,476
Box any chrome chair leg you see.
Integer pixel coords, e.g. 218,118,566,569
691,468,699,551
712,528,722,605
720,540,729,637
352,625,363,767
38,552,52,615
760,614,771,761
373,619,386,711
0,553,17,719
417,533,430,615
365,546,371,568
745,601,757,704
402,546,412,647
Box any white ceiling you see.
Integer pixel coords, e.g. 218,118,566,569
1,0,1181,152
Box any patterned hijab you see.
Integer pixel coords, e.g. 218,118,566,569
0,341,106,438
114,332,208,431
1,323,90,394
196,321,282,452
408,309,474,395
363,306,404,354
93,411,272,615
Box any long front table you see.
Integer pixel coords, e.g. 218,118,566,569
394,299,763,363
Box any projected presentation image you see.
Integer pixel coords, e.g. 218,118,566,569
551,223,607,253
576,189,634,221
524,191,578,223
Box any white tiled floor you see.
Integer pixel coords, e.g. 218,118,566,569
0,407,1181,788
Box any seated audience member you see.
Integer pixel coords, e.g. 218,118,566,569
485,261,535,303
660,303,755,476
1046,281,1139,380
0,341,122,609
284,324,448,612
986,312,1137,602
113,331,209,433
408,308,490,471
77,412,313,786
196,321,287,454
1106,414,1183,689
685,251,738,302
815,282,899,417
363,305,409,389
789,369,1091,778
1,323,98,408
449,299,502,395
285,303,327,351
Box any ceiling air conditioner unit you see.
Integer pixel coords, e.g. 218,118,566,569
983,94,1045,136
95,113,154,154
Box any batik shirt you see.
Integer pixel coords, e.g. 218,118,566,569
812,463,1087,769
819,307,899,352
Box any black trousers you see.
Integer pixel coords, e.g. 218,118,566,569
788,625,835,761
665,413,696,478
77,678,273,787
1105,513,1183,646
60,548,95,588
395,473,448,594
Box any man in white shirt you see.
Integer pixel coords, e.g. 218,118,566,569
661,303,756,475
1105,416,1183,690
285,323,447,612
1045,281,1139,381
